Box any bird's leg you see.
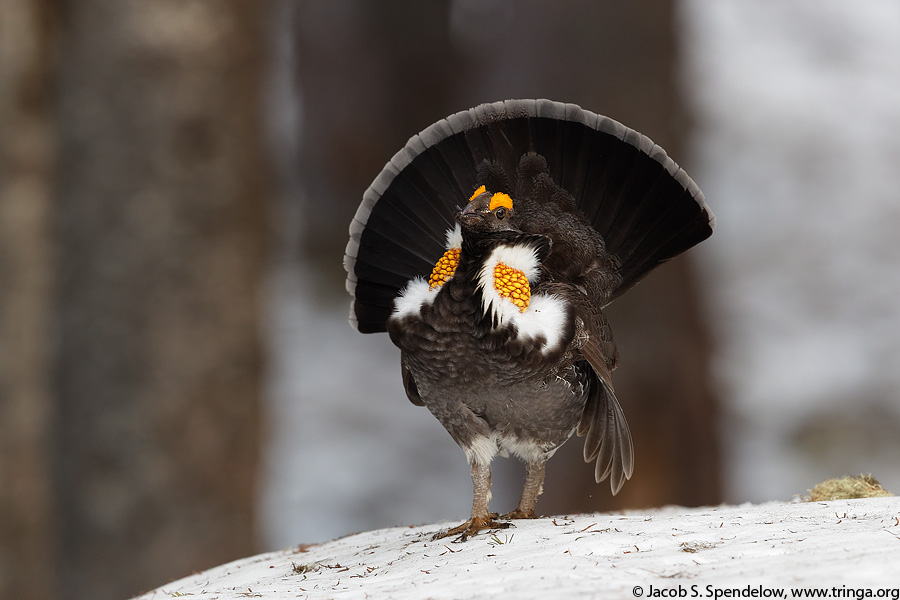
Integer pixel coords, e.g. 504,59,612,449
434,461,509,541
502,459,546,520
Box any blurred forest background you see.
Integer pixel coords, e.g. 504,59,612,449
2,1,899,599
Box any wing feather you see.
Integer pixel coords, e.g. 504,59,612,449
576,309,634,495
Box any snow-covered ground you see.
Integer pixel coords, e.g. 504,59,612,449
260,1,900,549
137,497,900,598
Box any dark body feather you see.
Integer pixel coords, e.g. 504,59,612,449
344,99,713,538
388,232,580,451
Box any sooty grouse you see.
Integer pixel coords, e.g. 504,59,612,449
344,99,714,540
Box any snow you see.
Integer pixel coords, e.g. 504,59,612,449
136,497,900,599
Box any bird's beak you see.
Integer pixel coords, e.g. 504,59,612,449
457,201,483,225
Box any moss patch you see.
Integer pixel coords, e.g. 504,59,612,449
807,474,894,501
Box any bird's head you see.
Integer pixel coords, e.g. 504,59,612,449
457,185,516,234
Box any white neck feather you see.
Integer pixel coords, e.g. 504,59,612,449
444,223,462,250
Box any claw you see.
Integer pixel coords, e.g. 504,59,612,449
501,508,537,520
433,515,510,542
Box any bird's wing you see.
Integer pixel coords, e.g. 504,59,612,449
575,308,634,495
401,353,425,407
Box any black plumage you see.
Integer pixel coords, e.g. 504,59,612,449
344,99,713,539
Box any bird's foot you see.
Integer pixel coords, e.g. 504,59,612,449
501,508,538,520
433,513,510,542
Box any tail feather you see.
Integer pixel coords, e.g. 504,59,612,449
345,99,713,332
579,376,634,496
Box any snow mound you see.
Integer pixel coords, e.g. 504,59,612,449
135,498,900,599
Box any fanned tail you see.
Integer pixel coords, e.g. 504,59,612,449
345,99,714,333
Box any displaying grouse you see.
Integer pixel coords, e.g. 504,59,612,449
344,99,714,540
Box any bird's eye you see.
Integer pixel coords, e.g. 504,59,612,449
495,207,507,219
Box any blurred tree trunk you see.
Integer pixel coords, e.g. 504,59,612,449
0,1,58,599
2,1,266,599
51,2,267,598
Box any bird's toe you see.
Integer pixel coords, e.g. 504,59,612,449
501,508,538,520
432,515,511,542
